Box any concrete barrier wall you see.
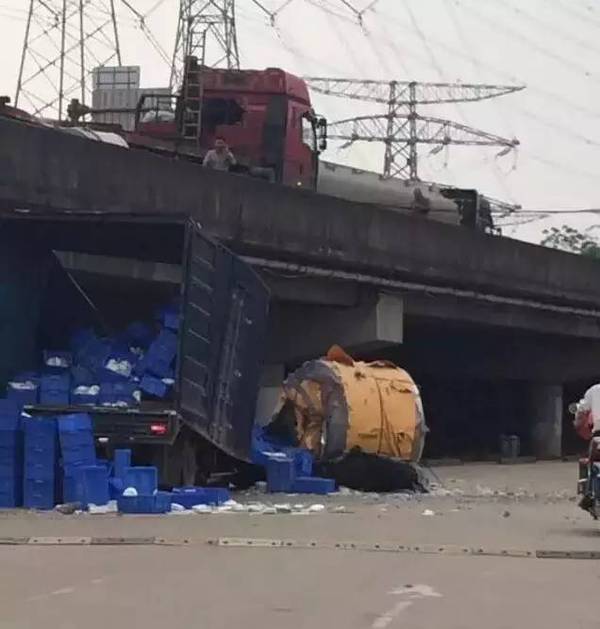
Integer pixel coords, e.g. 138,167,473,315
1,116,599,308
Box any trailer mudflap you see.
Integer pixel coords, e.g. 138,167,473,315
177,220,269,461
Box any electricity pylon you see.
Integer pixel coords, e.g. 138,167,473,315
305,77,524,180
15,0,122,119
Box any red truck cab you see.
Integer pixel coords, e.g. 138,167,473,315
133,60,325,189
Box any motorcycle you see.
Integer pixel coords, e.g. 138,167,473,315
569,401,599,519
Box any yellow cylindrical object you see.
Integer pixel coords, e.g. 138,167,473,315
331,361,422,461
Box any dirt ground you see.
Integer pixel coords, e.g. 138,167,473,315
1,462,599,628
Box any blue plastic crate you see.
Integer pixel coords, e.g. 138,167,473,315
266,457,296,493
108,477,124,499
43,350,72,370
71,388,99,406
78,338,111,375
61,443,96,468
7,383,38,407
98,383,115,405
0,460,21,478
0,400,21,429
0,476,22,508
78,465,109,506
113,449,131,480
40,373,71,392
25,460,56,481
291,476,336,495
139,375,168,399
171,486,230,508
58,413,93,432
70,365,96,387
23,416,58,443
123,467,158,495
293,449,314,477
146,330,177,363
117,492,171,514
123,322,153,348
39,390,70,405
0,427,22,450
162,310,180,331
112,382,139,406
23,478,55,509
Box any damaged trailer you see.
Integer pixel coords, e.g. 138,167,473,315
0,213,269,485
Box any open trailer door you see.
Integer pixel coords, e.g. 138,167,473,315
177,220,269,461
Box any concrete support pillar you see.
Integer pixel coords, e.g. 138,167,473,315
530,384,563,459
267,293,404,364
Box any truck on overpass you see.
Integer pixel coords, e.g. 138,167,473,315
1,56,494,231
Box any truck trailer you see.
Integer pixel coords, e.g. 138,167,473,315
0,213,269,485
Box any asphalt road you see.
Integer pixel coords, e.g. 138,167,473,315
1,462,599,628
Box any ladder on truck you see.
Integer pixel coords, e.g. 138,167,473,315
182,58,204,146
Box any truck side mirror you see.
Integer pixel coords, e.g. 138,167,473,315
318,117,327,152
568,402,579,415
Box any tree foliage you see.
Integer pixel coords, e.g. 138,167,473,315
540,224,600,258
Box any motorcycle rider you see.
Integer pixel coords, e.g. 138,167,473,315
574,383,600,513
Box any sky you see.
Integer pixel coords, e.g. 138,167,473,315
1,0,600,243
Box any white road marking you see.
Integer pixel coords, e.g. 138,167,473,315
371,583,442,628
25,586,75,602
372,601,413,629
50,587,75,596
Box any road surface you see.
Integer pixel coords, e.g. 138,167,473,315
1,462,598,628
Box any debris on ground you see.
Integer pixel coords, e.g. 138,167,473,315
421,509,436,516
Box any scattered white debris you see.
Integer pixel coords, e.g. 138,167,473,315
274,503,292,514
338,486,354,496
105,358,133,378
331,505,347,514
247,503,266,513
421,509,436,517
308,504,325,513
262,507,277,515
170,503,186,512
123,487,138,497
293,504,305,511
192,504,213,514
88,501,117,514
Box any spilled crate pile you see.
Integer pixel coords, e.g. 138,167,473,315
252,427,336,495
5,304,180,410
0,407,232,512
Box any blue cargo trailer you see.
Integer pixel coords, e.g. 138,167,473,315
0,214,269,484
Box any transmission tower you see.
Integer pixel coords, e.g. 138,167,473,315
305,78,524,180
170,0,241,90
14,0,122,120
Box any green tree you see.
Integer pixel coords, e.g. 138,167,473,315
541,224,600,258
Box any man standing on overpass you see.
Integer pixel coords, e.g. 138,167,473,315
202,136,237,172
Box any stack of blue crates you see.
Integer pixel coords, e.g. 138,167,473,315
57,414,96,503
0,401,23,508
23,417,58,509
39,373,71,406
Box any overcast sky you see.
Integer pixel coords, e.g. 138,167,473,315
1,0,599,242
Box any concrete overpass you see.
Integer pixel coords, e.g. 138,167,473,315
1,114,599,459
